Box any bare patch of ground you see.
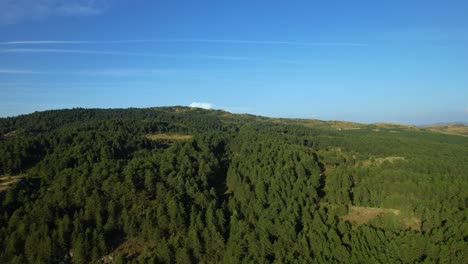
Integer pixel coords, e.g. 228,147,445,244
146,133,193,141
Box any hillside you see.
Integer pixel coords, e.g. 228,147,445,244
0,107,467,263
422,123,468,136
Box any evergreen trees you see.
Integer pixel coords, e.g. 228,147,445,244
0,107,466,263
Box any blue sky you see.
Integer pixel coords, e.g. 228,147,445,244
0,0,467,124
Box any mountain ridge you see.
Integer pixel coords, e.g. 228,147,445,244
3,106,466,137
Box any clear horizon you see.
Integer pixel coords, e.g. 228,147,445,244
1,1,467,125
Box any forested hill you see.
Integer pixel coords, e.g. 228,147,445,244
0,107,467,263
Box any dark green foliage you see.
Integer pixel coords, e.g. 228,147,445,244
0,107,466,263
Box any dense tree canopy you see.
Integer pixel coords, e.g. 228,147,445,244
0,107,467,263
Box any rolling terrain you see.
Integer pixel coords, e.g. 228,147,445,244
421,123,468,136
0,107,467,263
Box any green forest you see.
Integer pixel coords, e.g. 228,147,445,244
0,107,467,263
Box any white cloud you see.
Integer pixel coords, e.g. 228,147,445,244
189,102,215,110
465,106,468,113
0,0,110,24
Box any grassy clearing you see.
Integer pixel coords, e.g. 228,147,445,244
3,130,17,138
342,206,400,225
101,239,157,262
114,239,157,258
341,205,421,231
374,123,418,130
328,121,365,130
404,216,422,231
0,175,24,192
145,133,193,141
359,156,405,167
423,123,468,136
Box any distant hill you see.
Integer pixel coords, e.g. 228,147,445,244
421,123,468,136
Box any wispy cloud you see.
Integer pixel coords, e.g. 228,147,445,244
0,48,255,61
0,39,368,47
0,40,95,45
0,81,159,87
0,68,233,77
1,48,120,55
73,68,231,77
169,39,368,47
0,0,110,24
189,102,215,110
0,69,39,74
